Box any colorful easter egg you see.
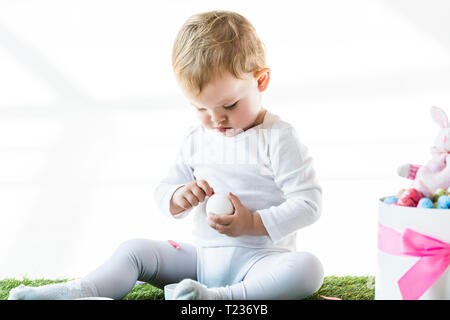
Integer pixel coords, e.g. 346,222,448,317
397,197,416,207
417,197,434,209
396,189,407,198
403,188,423,204
383,196,398,205
436,195,450,209
433,188,448,202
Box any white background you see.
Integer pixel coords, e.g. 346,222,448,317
1,0,450,279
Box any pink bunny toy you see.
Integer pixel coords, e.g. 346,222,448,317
397,106,450,197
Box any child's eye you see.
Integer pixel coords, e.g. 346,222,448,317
224,101,238,110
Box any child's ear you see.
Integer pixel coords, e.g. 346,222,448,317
254,68,270,92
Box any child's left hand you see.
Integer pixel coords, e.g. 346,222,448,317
206,192,257,237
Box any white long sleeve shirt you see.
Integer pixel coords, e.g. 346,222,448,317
153,110,322,251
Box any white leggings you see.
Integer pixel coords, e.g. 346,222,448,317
83,239,324,300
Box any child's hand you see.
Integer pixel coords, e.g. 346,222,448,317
207,192,267,237
170,180,215,215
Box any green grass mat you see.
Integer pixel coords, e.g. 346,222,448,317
0,276,374,300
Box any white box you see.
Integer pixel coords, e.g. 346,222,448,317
375,200,450,300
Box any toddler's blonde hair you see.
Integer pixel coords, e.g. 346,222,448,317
172,10,266,95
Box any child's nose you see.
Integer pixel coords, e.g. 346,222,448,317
211,113,226,124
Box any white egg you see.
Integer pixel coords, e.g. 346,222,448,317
206,194,234,215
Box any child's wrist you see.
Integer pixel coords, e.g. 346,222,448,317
249,212,268,236
169,200,184,215
169,186,186,215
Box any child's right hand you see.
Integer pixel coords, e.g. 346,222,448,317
170,180,215,215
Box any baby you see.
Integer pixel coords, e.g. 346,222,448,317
9,10,323,300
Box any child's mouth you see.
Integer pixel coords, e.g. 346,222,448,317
216,127,231,133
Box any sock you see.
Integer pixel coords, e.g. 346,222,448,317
172,279,231,300
8,279,99,300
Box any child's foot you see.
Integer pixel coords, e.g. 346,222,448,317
8,279,99,300
172,279,229,300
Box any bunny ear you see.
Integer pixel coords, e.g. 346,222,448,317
430,106,449,128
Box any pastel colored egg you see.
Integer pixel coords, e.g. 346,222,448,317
383,196,398,205
403,188,423,204
436,195,450,209
396,189,407,198
417,198,434,209
433,188,448,202
397,197,416,207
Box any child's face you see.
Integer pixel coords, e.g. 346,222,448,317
185,70,269,136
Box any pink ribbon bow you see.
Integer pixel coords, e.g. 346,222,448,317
378,224,450,300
